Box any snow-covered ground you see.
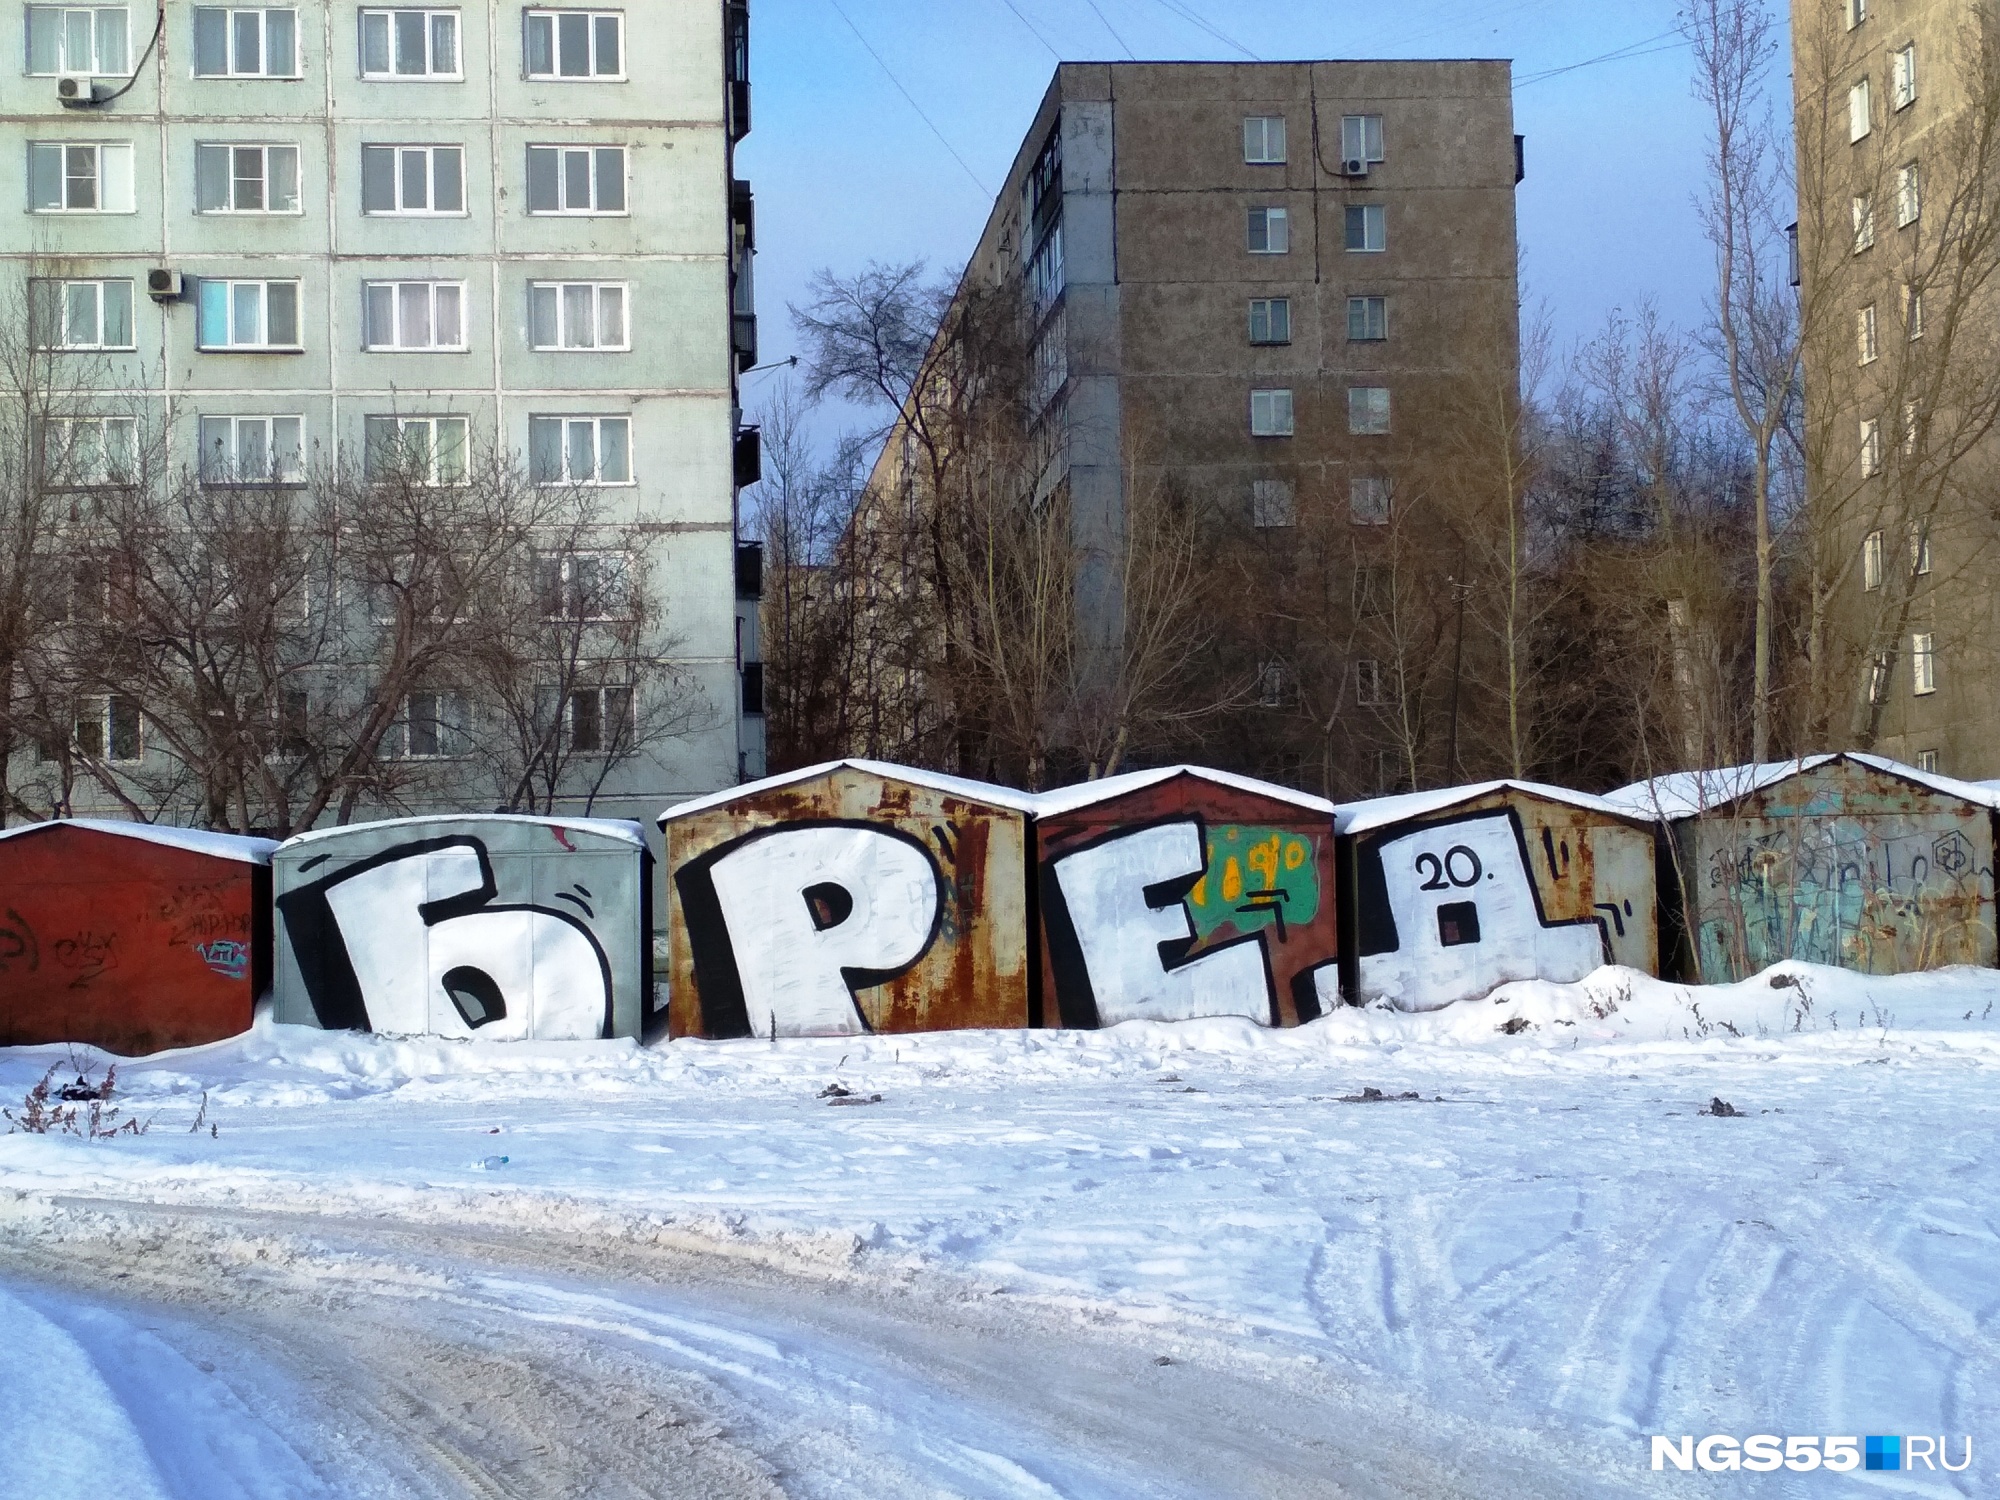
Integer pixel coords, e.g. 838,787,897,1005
3,962,1996,1495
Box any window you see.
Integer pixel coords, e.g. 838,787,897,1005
27,142,134,212
1861,417,1882,476
195,143,300,213
566,685,633,752
1852,194,1874,252
359,8,459,77
1896,162,1920,226
196,279,300,349
529,281,628,350
74,695,142,763
1345,203,1386,253
536,550,630,618
40,415,134,485
529,415,631,483
1246,206,1288,254
1917,748,1939,772
1868,654,1890,704
1905,284,1925,338
1863,529,1883,590
1349,386,1391,435
1249,389,1293,437
1910,518,1932,575
1247,297,1290,345
193,8,299,76
525,145,626,214
360,144,465,214
365,415,468,485
1893,44,1917,109
1350,474,1391,524
1847,0,1865,27
1912,632,1937,695
1858,304,1878,363
363,281,464,351
1242,115,1286,164
1028,310,1067,415
1340,114,1385,167
525,10,623,79
1251,478,1294,529
1355,658,1385,706
25,5,128,74
390,690,470,758
198,414,303,482
1257,661,1290,708
1347,295,1387,341
1903,400,1920,456
1352,564,1385,619
28,279,133,349
1850,78,1871,142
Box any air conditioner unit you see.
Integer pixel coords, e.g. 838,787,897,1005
1342,157,1369,178
57,76,106,106
147,269,184,301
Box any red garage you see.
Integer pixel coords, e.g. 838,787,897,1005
0,820,275,1055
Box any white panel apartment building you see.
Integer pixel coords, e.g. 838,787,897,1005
1,0,761,846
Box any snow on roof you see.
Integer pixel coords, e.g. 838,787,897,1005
659,759,1042,822
279,812,649,853
1032,765,1338,819
1334,779,1660,837
1602,752,2000,819
0,817,278,864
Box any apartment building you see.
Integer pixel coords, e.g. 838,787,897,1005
1794,0,2000,777
2,0,763,844
858,61,1521,795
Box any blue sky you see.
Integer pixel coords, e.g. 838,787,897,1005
734,0,1735,427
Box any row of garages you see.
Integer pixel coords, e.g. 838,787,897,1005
2,753,1994,1052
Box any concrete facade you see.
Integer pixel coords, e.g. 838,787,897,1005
2,1,759,862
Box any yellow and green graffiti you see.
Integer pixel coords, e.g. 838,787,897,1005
1186,826,1319,942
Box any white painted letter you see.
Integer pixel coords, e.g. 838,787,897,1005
1905,1435,1935,1470
1652,1437,1693,1472
708,825,941,1037
1784,1436,1821,1471
1943,1437,1971,1472
1696,1436,1740,1472
1822,1437,1860,1472
1741,1435,1782,1472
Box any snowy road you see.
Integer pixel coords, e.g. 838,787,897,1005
2,962,1997,1496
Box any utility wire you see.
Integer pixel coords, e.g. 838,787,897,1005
1516,29,1685,88
996,0,1061,59
1150,0,1259,61
1082,0,1137,59
826,0,991,195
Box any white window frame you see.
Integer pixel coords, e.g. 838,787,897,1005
1257,660,1290,708
1850,77,1872,142
192,7,301,77
1846,0,1865,28
1246,206,1288,255
40,414,136,486
1355,658,1385,707
1868,654,1890,705
359,144,466,216
1862,529,1883,590
1348,295,1388,341
1251,477,1295,529
364,414,469,485
1903,400,1920,456
1247,296,1290,346
524,144,627,215
528,280,629,351
75,694,143,763
529,414,633,484
195,278,302,350
1896,162,1920,227
1905,283,1925,338
197,414,304,483
1249,388,1294,438
25,5,128,75
564,683,634,753
1348,386,1392,435
358,7,461,80
29,277,135,350
537,549,632,620
1345,202,1387,253
1858,304,1878,364
363,279,467,351
1917,748,1939,772
1852,194,1874,252
390,689,471,759
1910,518,1932,575
195,142,302,214
1340,114,1385,166
1350,474,1391,525
1861,417,1882,476
1912,632,1936,695
1892,43,1917,110
1242,115,1286,164
523,8,625,80
27,141,135,213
